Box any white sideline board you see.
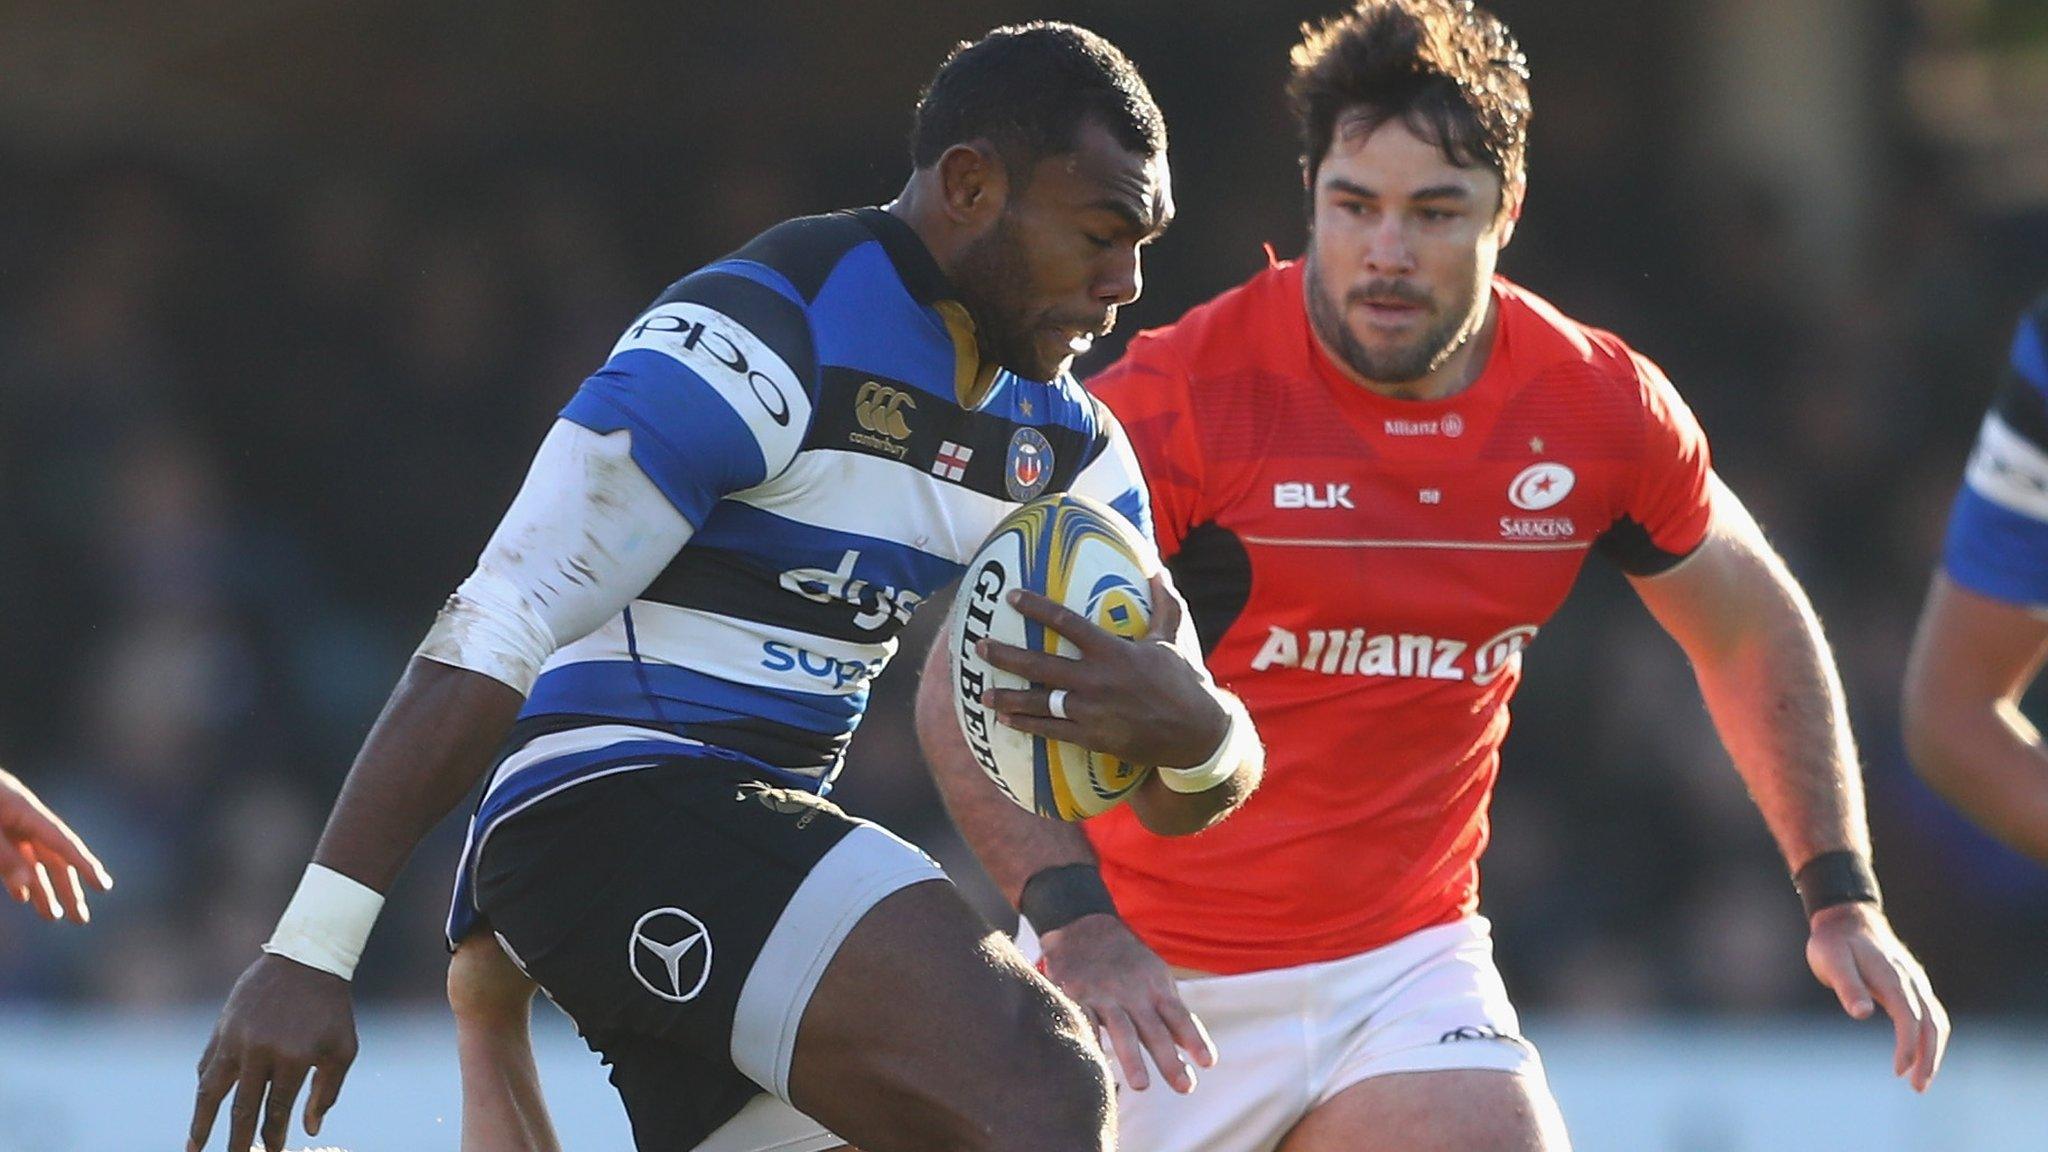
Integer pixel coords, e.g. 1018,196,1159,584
0,1011,2042,1151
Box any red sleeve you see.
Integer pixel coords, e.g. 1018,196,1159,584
1086,329,1206,559
1599,350,1715,575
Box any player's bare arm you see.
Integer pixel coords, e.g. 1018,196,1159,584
916,632,1220,1094
0,766,112,923
1630,475,1949,1092
191,662,525,1152
1901,575,2048,862
193,422,692,1152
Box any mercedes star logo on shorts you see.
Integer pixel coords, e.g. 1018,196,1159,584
629,906,713,1002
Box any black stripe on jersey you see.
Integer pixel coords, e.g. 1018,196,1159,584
501,712,844,778
805,365,1097,501
1992,366,2048,452
1167,522,1252,658
720,212,877,304
683,717,847,775
642,269,820,403
639,546,916,644
1596,515,1697,576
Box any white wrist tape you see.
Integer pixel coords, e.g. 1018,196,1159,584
1157,694,1260,794
261,864,385,981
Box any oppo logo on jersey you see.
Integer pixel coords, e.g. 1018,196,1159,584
1274,482,1355,510
1249,623,1539,686
779,549,923,631
618,302,796,427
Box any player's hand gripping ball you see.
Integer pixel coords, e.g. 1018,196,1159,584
947,493,1156,820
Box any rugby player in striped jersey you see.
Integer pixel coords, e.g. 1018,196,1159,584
190,24,1264,1152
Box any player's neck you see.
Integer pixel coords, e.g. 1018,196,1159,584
885,184,962,273
1314,295,1499,403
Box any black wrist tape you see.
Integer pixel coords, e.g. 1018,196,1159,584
1018,863,1118,936
1793,849,1881,918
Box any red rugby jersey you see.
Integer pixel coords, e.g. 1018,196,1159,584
1085,260,1714,974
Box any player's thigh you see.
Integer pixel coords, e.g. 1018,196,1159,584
1276,1068,1568,1152
788,880,1113,1152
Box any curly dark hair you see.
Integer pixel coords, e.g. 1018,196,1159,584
911,22,1166,181
1288,0,1530,207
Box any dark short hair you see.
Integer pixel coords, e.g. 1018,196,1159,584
911,22,1166,180
1288,0,1530,202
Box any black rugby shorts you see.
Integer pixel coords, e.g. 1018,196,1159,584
474,757,942,1150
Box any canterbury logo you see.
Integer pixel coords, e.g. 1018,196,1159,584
855,382,917,440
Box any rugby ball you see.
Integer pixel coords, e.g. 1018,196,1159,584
946,493,1156,821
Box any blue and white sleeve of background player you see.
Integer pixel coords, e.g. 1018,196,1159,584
1943,304,2048,608
563,266,819,525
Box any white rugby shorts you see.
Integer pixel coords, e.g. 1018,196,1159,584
1019,914,1548,1152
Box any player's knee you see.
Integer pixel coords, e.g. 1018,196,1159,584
982,992,1113,1152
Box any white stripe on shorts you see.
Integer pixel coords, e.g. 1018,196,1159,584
730,822,947,1100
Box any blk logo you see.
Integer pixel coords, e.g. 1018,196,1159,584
1274,482,1354,509
629,907,713,1003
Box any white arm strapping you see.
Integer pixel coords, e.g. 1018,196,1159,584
416,420,695,694
262,863,385,981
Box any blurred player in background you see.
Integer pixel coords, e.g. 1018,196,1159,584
0,766,111,923
916,3,1950,1150
190,22,1264,1152
1903,294,2048,861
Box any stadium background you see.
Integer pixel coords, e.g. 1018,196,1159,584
0,0,2044,1147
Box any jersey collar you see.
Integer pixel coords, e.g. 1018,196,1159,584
851,207,1000,407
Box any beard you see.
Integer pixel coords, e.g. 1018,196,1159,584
1304,246,1480,385
951,214,1059,381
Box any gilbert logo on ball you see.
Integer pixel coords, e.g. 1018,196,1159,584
948,493,1155,821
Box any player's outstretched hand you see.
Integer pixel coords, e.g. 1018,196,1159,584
1804,902,1949,1092
0,767,112,923
1040,911,1215,1094
980,575,1229,769
190,953,358,1152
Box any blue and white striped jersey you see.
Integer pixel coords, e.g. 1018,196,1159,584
447,208,1150,942
1944,296,2048,607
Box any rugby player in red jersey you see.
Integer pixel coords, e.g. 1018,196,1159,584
915,2,1949,1149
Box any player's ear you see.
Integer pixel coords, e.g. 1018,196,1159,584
935,141,1009,228
1495,180,1524,248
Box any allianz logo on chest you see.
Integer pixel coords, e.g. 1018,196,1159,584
1273,481,1354,509
1250,624,1539,686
